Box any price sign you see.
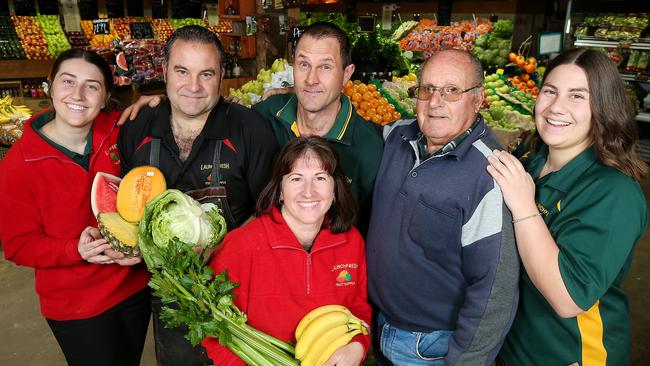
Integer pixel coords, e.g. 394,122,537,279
130,22,154,39
93,19,110,35
288,26,305,48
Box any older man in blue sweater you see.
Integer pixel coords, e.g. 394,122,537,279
367,49,519,365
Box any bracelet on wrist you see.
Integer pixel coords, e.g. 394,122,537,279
512,212,541,224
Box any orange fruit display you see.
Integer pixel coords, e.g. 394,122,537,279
342,81,401,125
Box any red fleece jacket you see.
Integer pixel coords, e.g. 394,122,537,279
202,209,371,365
0,111,149,320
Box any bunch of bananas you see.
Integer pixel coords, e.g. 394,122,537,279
0,95,31,124
294,305,369,366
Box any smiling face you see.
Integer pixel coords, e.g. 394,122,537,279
416,51,484,152
293,35,354,116
164,39,223,121
50,58,109,129
280,151,335,231
535,64,592,157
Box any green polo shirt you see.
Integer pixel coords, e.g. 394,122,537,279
32,111,93,170
253,93,384,234
500,144,647,366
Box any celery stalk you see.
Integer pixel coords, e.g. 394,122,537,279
244,323,296,354
231,334,275,366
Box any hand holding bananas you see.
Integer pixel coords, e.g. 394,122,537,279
294,305,370,366
137,190,299,366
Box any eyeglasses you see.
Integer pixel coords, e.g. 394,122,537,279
410,84,481,102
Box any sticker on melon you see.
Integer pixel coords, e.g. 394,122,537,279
91,172,122,217
117,166,167,223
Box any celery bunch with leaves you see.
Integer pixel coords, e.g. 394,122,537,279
139,190,298,366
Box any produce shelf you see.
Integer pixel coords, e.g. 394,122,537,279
574,38,650,51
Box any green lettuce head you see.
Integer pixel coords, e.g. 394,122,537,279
138,189,228,269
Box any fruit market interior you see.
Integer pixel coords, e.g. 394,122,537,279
0,0,649,365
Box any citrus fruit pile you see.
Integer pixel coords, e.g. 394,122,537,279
507,73,539,97
507,53,540,97
509,53,537,74
343,81,402,126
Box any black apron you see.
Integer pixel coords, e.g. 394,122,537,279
147,111,236,366
148,129,236,229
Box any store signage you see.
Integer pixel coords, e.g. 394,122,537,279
93,19,110,35
130,22,154,39
288,26,306,47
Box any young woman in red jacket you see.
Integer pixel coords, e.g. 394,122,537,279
0,49,150,366
202,136,372,366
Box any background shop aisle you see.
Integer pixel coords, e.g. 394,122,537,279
1,175,650,365
0,260,157,366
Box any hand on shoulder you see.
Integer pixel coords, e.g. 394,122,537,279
117,94,167,126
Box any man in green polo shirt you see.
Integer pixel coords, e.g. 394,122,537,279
253,22,384,234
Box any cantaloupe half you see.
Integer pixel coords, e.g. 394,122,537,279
117,166,167,223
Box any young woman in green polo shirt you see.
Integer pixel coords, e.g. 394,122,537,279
486,48,648,365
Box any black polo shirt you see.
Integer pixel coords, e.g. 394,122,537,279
117,98,278,229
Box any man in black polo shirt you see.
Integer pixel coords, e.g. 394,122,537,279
117,25,278,366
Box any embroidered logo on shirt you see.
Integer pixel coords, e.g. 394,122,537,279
106,143,120,166
332,263,357,287
536,202,550,216
206,174,226,186
336,270,352,283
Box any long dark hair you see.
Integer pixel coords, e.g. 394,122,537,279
256,136,356,233
48,48,116,111
527,48,647,181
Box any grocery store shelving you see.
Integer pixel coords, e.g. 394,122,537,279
0,59,54,80
573,38,650,51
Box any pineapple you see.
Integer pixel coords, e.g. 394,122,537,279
97,212,140,256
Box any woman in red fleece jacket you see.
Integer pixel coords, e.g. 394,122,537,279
0,49,150,366
202,136,371,366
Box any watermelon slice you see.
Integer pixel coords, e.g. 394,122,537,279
91,172,122,217
115,51,129,75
